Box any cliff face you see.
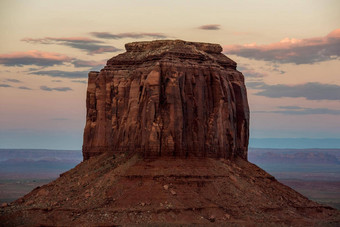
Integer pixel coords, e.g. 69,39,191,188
82,40,249,160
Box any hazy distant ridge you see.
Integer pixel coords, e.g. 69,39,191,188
250,138,340,149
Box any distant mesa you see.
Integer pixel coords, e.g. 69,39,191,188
82,40,249,160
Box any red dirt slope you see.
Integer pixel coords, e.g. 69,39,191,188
1,153,339,226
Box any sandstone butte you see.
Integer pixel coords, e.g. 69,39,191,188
0,40,339,226
82,40,249,160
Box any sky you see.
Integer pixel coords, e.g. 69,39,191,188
0,0,339,149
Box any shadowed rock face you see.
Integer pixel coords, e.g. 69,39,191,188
82,40,249,160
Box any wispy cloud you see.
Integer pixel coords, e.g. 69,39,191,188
254,106,340,115
224,28,340,64
71,80,87,84
72,60,105,68
0,84,32,90
18,86,32,90
237,66,266,78
90,32,167,39
246,81,266,89
30,70,88,78
270,64,286,74
40,85,72,92
22,37,95,44
22,37,121,55
197,24,221,30
0,50,73,67
86,46,121,55
247,81,340,100
5,78,21,83
0,84,12,88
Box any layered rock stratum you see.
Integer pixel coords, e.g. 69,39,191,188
1,40,339,226
83,40,249,160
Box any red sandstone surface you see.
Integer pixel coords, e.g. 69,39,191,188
1,153,339,226
83,40,249,160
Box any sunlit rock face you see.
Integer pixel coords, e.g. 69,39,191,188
82,40,249,160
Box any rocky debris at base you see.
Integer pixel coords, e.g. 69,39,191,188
1,153,339,226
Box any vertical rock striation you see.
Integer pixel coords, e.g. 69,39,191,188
82,40,249,160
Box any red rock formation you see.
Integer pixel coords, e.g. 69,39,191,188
2,41,339,226
83,40,249,160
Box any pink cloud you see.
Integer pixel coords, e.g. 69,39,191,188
0,50,72,61
0,50,107,68
223,29,340,64
0,50,73,66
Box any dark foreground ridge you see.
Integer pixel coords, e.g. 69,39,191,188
1,153,339,226
83,40,249,160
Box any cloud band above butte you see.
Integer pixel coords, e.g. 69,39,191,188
224,29,340,64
